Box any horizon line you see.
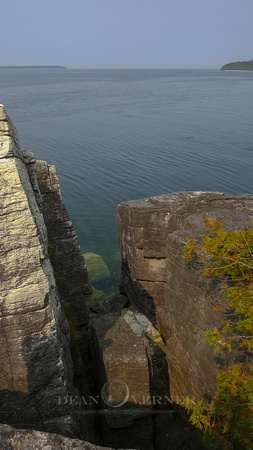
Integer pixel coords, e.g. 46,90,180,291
0,65,221,70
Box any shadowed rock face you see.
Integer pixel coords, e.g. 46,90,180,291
117,191,253,402
90,299,211,450
0,105,90,437
91,305,170,450
92,309,153,450
35,159,92,369
35,159,96,441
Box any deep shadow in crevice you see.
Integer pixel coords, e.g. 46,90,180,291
118,259,219,450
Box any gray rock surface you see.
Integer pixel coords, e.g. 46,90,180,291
0,424,115,450
117,191,253,402
91,306,174,450
0,105,83,436
35,158,95,440
0,106,221,449
92,310,153,450
91,304,210,449
0,104,23,159
36,159,92,363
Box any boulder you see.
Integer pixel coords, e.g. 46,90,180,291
91,307,174,450
117,191,253,402
84,253,110,283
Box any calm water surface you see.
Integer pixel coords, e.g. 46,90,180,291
1,68,252,288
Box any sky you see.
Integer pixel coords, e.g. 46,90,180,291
0,0,252,69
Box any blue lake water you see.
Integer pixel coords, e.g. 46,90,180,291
1,68,253,290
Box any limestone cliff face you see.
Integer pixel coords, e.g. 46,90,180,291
117,191,253,402
4,103,252,448
0,105,91,436
35,159,92,343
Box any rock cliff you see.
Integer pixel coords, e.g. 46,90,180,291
3,104,247,449
117,191,253,403
0,105,162,450
0,104,91,437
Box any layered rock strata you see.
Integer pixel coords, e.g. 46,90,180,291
35,158,95,440
0,105,90,436
91,298,210,450
92,304,168,450
2,104,243,449
117,191,253,402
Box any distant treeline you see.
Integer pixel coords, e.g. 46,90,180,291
221,60,253,71
0,66,68,69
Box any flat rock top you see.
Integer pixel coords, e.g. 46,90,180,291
117,191,253,235
118,191,253,210
92,312,147,362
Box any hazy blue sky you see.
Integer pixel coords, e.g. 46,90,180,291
1,0,252,68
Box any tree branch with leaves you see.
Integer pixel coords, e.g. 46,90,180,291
181,216,253,449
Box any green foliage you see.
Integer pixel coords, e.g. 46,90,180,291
182,217,253,449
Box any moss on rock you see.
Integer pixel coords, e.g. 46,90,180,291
83,253,110,282
90,286,111,303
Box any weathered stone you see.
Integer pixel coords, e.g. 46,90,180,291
22,150,42,208
35,159,95,440
36,160,92,331
0,105,23,159
117,191,253,402
0,106,217,449
0,424,115,450
0,107,80,437
103,294,128,313
92,307,173,450
92,311,151,408
0,104,7,120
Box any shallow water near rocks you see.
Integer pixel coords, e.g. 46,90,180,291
1,68,252,292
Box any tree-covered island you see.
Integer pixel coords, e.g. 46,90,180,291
221,60,253,71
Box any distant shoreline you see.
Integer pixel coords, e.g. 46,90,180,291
222,69,252,72
0,65,68,69
221,60,253,71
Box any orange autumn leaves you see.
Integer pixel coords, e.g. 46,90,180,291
182,217,253,449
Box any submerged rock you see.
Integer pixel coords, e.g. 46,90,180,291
84,253,110,282
90,286,110,304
